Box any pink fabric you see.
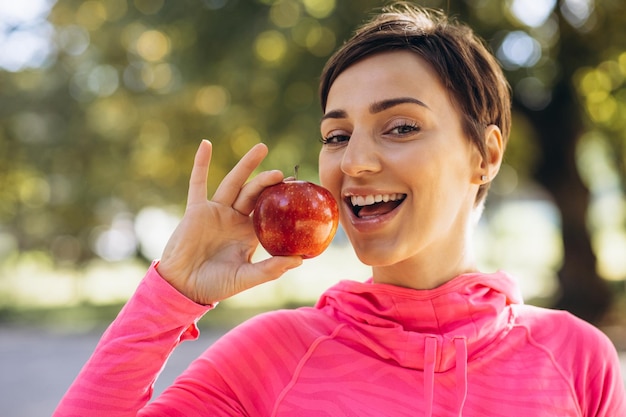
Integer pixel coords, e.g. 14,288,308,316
54,263,626,416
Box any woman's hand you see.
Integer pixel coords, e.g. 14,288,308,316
156,140,303,305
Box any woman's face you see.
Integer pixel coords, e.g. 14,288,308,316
319,50,484,273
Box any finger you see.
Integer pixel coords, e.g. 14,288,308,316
187,139,213,207
231,169,284,215
212,143,268,206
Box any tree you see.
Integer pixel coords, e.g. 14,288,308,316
1,0,625,323
457,0,626,322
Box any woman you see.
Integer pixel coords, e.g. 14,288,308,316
54,4,625,416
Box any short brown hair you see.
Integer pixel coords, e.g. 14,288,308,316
319,3,511,204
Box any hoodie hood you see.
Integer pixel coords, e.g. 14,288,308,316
315,271,522,416
315,271,522,372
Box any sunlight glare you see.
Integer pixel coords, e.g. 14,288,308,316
509,0,556,27
0,0,57,71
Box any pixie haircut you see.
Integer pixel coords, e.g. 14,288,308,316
319,3,511,205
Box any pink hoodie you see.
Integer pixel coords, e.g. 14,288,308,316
54,263,626,416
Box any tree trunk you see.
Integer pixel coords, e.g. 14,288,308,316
518,80,612,324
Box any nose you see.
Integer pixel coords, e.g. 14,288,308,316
340,131,381,177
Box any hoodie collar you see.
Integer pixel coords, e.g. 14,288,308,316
315,270,522,372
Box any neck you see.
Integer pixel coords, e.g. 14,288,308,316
371,231,478,290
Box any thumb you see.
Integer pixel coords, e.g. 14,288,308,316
245,256,303,287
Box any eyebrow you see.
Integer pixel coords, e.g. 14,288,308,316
320,109,348,121
370,97,429,113
321,97,429,121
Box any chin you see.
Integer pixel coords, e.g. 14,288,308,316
350,241,404,268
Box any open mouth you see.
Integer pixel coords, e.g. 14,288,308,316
346,193,407,218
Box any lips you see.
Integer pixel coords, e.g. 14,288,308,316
346,193,406,218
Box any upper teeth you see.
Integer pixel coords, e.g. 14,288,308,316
350,193,404,207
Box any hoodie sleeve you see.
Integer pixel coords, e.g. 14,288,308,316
580,327,626,417
52,262,213,417
547,309,626,417
513,305,626,416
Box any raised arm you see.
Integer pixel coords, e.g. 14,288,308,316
53,141,303,416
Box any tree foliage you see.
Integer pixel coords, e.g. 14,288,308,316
1,0,626,321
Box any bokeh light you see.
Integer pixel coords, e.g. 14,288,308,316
254,30,288,64
508,0,556,27
497,30,542,70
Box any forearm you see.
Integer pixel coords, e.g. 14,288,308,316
53,262,212,417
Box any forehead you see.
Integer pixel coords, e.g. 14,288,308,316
325,50,452,112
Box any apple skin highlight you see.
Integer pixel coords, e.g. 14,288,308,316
252,180,339,259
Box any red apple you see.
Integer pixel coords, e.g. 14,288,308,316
253,180,339,258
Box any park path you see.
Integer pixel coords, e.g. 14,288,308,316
0,325,224,417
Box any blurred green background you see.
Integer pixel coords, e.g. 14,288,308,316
1,0,625,342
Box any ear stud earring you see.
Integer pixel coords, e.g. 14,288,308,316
481,175,488,182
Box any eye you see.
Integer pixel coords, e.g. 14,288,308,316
388,121,420,135
320,132,350,145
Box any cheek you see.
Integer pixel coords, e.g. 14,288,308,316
318,151,343,203
318,150,334,188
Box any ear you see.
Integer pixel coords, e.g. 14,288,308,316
472,124,504,184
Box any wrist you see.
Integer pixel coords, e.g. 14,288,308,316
153,260,211,306
146,261,217,311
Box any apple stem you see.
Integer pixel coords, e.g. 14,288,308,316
294,165,299,180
